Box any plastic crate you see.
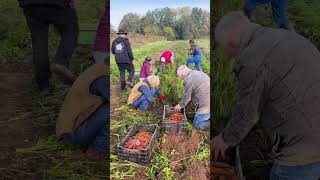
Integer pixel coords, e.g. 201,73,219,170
161,105,188,134
117,123,158,165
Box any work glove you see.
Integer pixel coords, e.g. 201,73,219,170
159,95,165,101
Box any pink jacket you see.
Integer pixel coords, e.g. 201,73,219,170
139,60,151,78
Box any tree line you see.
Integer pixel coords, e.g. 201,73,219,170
112,7,210,40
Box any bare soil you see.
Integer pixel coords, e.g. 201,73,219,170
160,132,209,180
0,63,42,152
0,63,51,179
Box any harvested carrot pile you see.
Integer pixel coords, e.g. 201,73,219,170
124,131,153,150
168,112,184,122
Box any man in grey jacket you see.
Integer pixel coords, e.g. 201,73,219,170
212,11,320,179
174,65,210,129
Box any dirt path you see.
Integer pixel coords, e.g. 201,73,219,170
0,63,53,180
110,81,121,112
0,63,42,153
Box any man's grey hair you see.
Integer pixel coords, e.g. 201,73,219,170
215,11,251,46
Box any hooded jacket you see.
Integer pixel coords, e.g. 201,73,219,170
160,50,174,64
140,60,151,78
18,0,70,8
111,36,134,64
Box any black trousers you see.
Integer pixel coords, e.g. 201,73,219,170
117,63,134,90
23,5,79,90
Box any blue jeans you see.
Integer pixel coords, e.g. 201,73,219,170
132,88,158,111
193,113,210,129
244,0,288,26
186,54,202,71
270,162,320,180
65,103,108,153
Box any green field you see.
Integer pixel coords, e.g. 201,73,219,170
0,1,107,179
110,38,210,179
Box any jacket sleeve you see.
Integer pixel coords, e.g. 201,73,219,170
179,80,193,108
146,64,151,76
154,88,161,96
126,39,134,61
89,75,109,101
139,86,155,102
111,41,115,54
222,66,269,146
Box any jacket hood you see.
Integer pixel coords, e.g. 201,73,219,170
143,60,151,64
114,36,127,43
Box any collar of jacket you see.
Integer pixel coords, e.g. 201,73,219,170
237,23,262,59
144,60,151,64
184,70,193,80
143,79,152,88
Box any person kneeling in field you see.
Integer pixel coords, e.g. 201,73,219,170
174,65,210,129
159,49,174,73
139,57,152,82
128,75,165,111
212,11,320,179
56,59,109,157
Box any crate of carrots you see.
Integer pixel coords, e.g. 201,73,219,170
161,105,188,134
117,123,158,164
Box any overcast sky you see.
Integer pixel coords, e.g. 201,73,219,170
111,0,210,30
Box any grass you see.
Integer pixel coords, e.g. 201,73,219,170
0,0,107,179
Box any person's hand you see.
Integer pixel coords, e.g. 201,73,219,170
70,0,79,9
211,133,229,161
132,60,135,65
159,95,165,101
174,104,182,113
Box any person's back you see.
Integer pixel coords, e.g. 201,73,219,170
111,36,133,64
111,31,135,90
185,70,210,114
236,26,320,165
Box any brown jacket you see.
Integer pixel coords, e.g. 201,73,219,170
56,64,108,137
127,82,148,105
223,23,320,166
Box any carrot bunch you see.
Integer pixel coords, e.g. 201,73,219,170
168,112,184,122
124,131,153,150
